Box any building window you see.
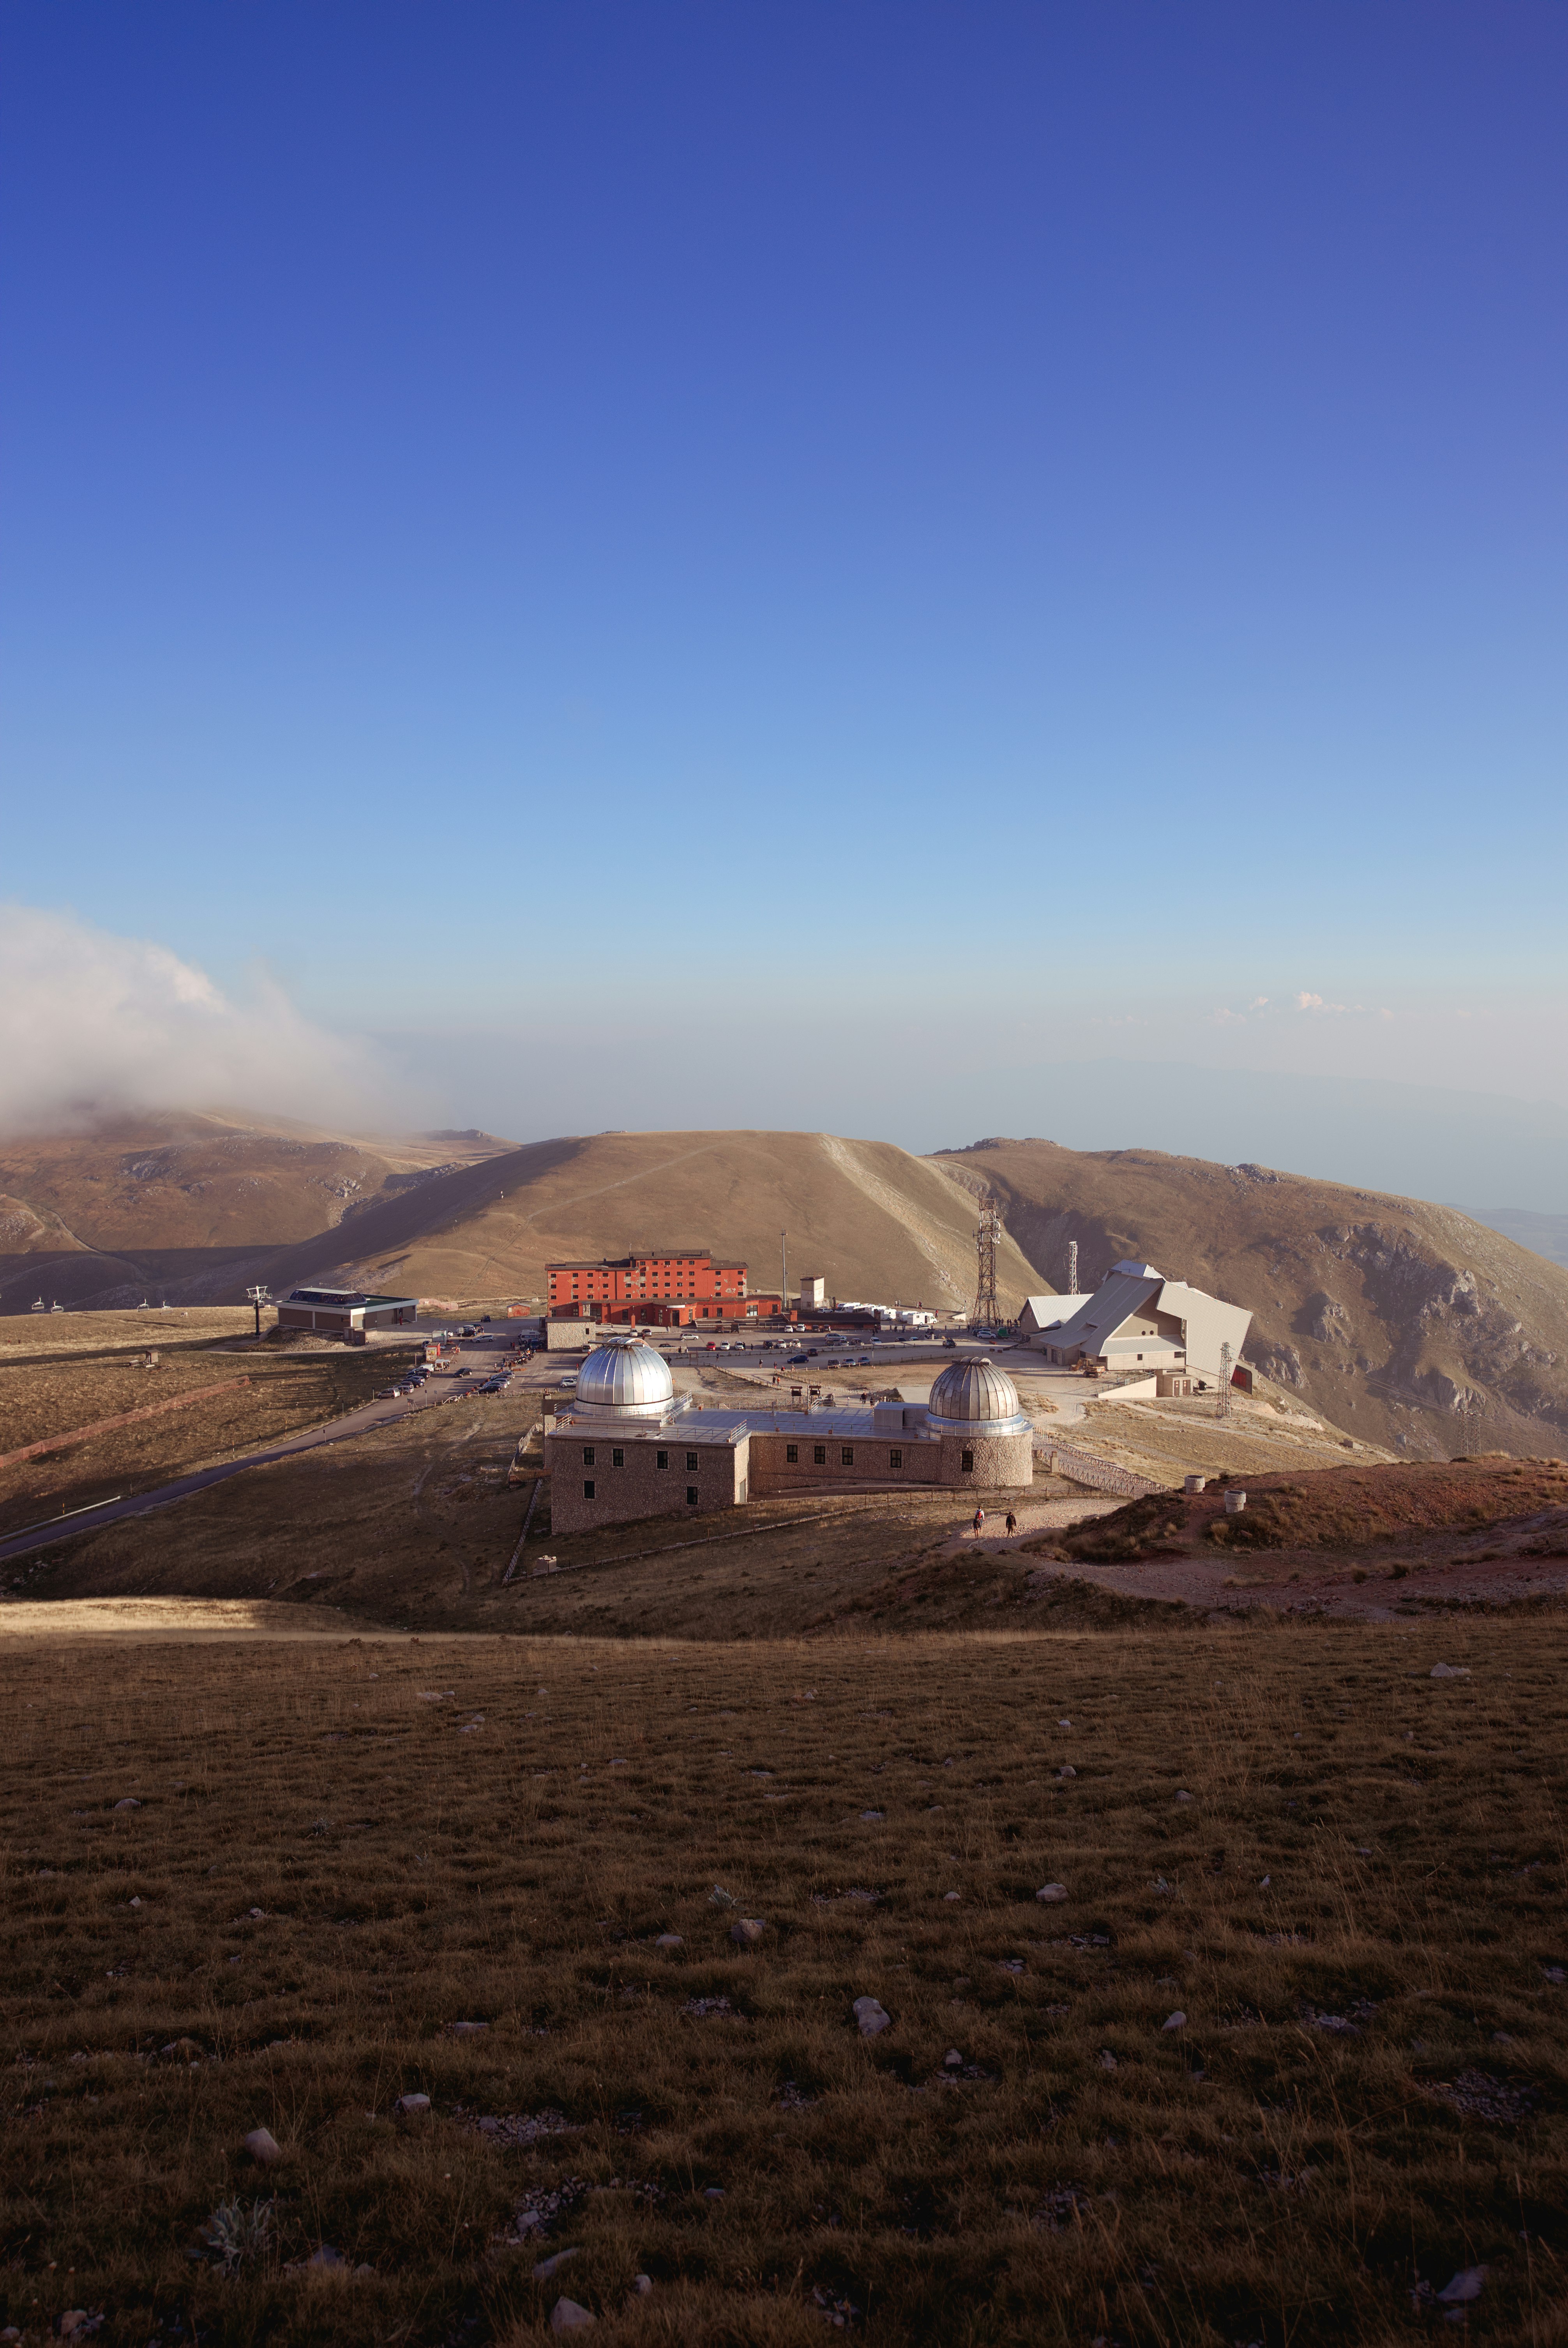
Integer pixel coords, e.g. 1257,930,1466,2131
612,1448,624,1468
657,1450,668,1470
582,1446,595,1465
841,1446,854,1467
686,1485,699,1506
814,1445,826,1466
961,1448,974,1473
583,1479,595,1499
890,1447,903,1469
785,1443,798,1464
686,1451,698,1471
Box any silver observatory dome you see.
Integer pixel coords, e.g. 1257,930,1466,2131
925,1355,1029,1431
572,1335,675,1418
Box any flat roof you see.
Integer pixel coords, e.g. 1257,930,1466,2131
282,1288,418,1308
552,1404,939,1444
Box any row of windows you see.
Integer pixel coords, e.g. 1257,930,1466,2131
780,1443,904,1469
581,1445,700,1471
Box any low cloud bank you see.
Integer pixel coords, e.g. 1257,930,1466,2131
0,905,397,1137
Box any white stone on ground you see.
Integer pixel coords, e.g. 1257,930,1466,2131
1035,1884,1068,1903
551,2299,595,2333
1162,2011,1186,2030
853,1996,891,2037
243,2127,283,2164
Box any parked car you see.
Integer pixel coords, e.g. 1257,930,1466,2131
787,1353,809,1365
857,1355,872,1365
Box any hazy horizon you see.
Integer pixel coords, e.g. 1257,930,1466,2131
3,6,1564,1208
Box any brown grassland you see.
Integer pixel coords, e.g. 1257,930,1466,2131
4,1618,1567,2346
0,1315,417,1544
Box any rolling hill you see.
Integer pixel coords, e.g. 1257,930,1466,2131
0,1110,509,1313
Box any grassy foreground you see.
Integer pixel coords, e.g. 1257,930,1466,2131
4,1622,1566,2345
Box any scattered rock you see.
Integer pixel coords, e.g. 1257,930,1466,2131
533,2247,581,2281
243,2127,283,2165
944,1890,962,1901
1056,1766,1077,1780
113,1799,141,1812
632,2274,653,2295
703,2185,725,2199
1437,2268,1487,2305
860,1809,885,1821
57,2315,102,2341
306,2245,345,2270
1430,1663,1471,1679
393,2092,431,2118
1175,1790,1194,1805
129,1895,143,1908
1057,1718,1072,1727
247,1907,267,1921
708,1885,736,1907
730,1918,765,1948
943,2049,964,2069
551,2300,595,2334
654,1933,683,1951
1162,2011,1187,2031
1036,1883,1068,1904
448,2020,488,2036
1098,2049,1118,2070
853,1996,891,2037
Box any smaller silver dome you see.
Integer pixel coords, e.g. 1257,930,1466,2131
925,1355,1028,1431
573,1335,674,1418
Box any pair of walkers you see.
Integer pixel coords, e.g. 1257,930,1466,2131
971,1506,1018,1538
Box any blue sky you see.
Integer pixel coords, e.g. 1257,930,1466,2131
2,3,1566,1191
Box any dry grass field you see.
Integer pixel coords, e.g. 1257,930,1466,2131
4,1621,1566,2346
0,1314,416,1543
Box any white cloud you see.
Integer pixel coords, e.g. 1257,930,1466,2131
1247,995,1270,1011
0,904,397,1137
1294,990,1325,1011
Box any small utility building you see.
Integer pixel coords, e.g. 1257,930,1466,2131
274,1287,419,1338
1028,1261,1251,1385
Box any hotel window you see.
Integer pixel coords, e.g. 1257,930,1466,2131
961,1448,974,1473
612,1448,624,1468
686,1451,698,1471
583,1479,595,1499
686,1485,699,1506
890,1447,903,1469
814,1445,826,1466
657,1450,668,1470
786,1443,798,1463
582,1446,595,1465
841,1446,853,1467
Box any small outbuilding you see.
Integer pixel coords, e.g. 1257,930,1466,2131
274,1287,419,1339
1028,1261,1250,1385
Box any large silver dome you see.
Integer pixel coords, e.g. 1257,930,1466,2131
925,1355,1028,1431
573,1335,675,1418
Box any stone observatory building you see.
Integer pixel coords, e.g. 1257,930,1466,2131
544,1335,1034,1534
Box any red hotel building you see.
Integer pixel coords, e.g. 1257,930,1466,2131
546,1248,784,1327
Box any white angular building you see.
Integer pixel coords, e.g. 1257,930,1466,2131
1026,1260,1251,1385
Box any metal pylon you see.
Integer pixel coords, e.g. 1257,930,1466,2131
971,1194,1001,1330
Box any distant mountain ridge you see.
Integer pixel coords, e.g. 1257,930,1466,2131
4,1114,1568,1462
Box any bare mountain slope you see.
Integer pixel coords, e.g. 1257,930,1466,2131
934,1137,1568,1461
260,1128,1043,1315
0,1113,511,1312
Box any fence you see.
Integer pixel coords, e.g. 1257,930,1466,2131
1035,1439,1162,1499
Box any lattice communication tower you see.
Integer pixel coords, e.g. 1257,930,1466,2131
971,1194,1002,1329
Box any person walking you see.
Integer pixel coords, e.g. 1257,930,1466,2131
972,1505,985,1537
1005,1509,1017,1536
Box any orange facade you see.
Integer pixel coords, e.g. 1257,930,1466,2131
547,1249,782,1324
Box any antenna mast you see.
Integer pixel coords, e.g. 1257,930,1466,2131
1066,1239,1078,1298
971,1193,1001,1331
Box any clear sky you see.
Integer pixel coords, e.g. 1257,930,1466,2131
3,4,1566,1195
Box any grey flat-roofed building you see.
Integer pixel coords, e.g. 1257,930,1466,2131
275,1286,419,1337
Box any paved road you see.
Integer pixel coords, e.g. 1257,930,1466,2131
0,1335,524,1568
